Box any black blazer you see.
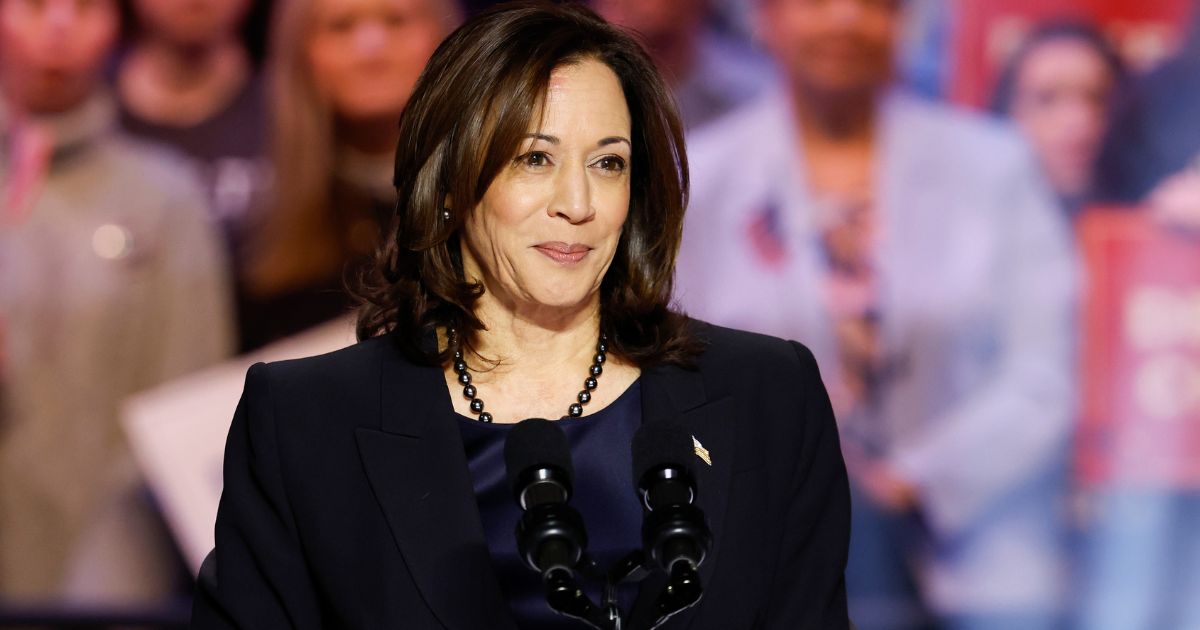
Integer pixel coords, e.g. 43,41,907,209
191,322,851,629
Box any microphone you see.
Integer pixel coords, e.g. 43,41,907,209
631,421,713,616
505,419,604,626
504,418,587,576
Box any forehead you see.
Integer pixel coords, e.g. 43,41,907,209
1020,38,1111,79
539,59,630,126
312,0,425,17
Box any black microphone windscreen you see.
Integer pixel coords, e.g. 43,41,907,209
505,418,574,494
632,420,697,484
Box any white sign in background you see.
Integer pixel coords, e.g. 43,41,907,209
121,317,358,572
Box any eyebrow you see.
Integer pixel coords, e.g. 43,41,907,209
523,133,631,148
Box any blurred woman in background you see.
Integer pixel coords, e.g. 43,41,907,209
116,0,273,255
236,0,459,351
992,22,1125,217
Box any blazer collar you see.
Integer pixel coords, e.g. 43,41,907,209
356,337,516,630
356,336,737,630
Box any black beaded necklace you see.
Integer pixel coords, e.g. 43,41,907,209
448,328,608,423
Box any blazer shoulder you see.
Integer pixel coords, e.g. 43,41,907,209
690,319,819,382
265,333,390,376
245,334,397,415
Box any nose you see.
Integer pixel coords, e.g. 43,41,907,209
827,0,867,25
353,20,388,57
45,0,79,35
1060,96,1103,139
548,162,594,224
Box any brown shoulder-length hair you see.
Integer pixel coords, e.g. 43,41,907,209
355,0,699,367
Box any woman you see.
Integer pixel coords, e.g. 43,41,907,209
991,21,1125,217
116,0,272,254
236,0,457,351
191,3,850,628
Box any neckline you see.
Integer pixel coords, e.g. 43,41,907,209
452,378,642,429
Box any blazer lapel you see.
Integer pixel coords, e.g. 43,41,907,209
629,363,737,630
355,341,516,630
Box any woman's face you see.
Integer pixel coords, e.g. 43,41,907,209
1011,37,1115,199
306,0,445,121
461,58,633,315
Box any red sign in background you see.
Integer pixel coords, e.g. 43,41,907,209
950,0,1195,107
1077,209,1200,489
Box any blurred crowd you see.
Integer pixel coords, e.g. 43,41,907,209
0,0,1198,628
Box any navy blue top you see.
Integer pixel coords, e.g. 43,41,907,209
456,381,644,629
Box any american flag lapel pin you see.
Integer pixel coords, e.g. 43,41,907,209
692,435,712,466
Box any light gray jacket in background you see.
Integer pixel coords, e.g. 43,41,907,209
676,89,1079,615
0,93,234,603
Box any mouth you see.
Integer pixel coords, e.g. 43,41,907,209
533,242,592,264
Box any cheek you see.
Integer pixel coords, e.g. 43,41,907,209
306,41,343,95
397,26,441,66
469,188,536,253
597,186,631,234
78,19,119,63
307,41,363,108
378,39,425,85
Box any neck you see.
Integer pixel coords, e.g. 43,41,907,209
468,292,601,375
338,116,401,155
131,37,246,91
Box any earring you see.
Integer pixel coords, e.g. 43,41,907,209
442,209,451,221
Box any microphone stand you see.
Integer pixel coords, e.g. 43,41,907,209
536,548,703,630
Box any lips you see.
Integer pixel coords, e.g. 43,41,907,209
533,242,592,264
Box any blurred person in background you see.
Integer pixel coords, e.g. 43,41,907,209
591,0,771,129
1095,7,1200,231
1074,7,1200,630
0,0,232,605
992,22,1125,218
236,0,459,351
1096,8,1200,210
675,0,1078,628
115,0,272,257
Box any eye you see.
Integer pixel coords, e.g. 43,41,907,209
592,155,627,174
325,15,355,33
516,151,552,169
383,10,408,27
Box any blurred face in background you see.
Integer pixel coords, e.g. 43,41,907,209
306,0,446,122
592,0,706,46
1010,37,1116,199
757,0,901,100
0,0,118,114
131,0,251,46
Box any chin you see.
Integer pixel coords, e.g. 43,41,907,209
527,285,596,311
339,98,408,122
